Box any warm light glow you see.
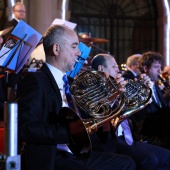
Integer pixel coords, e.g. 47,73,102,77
80,33,89,38
164,0,170,65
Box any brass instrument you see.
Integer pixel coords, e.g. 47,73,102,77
70,71,124,132
60,71,124,158
158,74,170,93
112,78,152,128
70,71,152,131
61,71,152,157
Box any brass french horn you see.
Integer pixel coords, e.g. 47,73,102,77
111,78,152,128
70,71,152,130
60,71,124,158
60,70,152,158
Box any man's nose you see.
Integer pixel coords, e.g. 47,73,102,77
158,68,161,74
76,48,81,56
116,67,120,73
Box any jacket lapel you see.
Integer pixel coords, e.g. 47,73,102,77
40,63,62,104
155,84,166,107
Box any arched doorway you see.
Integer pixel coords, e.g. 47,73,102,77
69,0,157,65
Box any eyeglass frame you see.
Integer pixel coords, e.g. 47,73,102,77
14,10,26,13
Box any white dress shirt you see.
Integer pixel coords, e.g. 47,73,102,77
46,63,72,153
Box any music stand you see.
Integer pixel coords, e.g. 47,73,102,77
51,18,77,30
0,20,42,170
0,20,42,74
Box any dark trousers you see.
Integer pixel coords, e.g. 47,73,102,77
116,137,170,170
55,150,136,170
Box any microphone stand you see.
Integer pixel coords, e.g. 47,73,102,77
0,21,42,169
0,36,26,170
0,70,20,170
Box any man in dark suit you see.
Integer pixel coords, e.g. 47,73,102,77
123,54,141,80
131,51,170,148
91,53,170,170
3,2,26,42
17,25,136,170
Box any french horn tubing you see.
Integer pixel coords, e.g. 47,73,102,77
60,71,124,158
61,71,152,157
70,70,152,131
111,78,152,129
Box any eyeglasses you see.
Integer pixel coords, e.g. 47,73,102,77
14,10,26,13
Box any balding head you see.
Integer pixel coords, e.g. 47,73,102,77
92,53,119,78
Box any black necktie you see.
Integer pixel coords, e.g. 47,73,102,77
152,85,162,107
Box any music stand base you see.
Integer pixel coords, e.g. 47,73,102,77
0,155,20,170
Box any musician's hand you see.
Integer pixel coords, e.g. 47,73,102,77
115,73,127,92
140,73,154,88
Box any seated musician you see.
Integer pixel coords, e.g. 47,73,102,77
158,65,170,106
131,51,170,149
16,25,136,170
91,53,170,170
122,54,141,80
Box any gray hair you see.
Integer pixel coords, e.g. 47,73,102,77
126,54,141,67
43,25,67,55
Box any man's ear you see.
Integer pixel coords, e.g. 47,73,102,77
98,65,103,71
53,43,60,55
143,65,148,73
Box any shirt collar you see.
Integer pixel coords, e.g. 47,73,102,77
45,62,65,89
14,17,20,22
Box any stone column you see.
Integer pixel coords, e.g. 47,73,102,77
6,0,16,21
157,0,170,66
25,0,70,35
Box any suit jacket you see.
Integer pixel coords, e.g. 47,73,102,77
121,70,169,139
122,70,137,80
133,84,167,120
131,83,169,138
4,18,18,29
17,63,69,170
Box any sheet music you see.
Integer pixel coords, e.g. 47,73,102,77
51,18,77,30
0,35,19,66
0,20,42,73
